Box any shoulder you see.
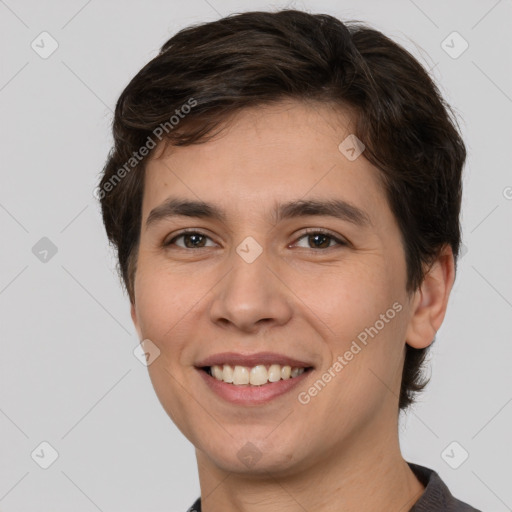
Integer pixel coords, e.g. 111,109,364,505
187,465,482,512
186,497,201,512
408,462,482,512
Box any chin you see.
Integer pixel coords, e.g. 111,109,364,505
196,433,310,477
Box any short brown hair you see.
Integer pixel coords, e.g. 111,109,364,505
98,9,466,410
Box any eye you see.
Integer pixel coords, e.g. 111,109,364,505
163,229,348,251
164,230,217,249
292,229,348,250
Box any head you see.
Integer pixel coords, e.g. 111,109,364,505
98,10,465,473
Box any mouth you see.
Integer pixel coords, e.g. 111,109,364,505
194,352,315,405
200,364,313,386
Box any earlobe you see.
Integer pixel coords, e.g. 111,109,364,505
405,245,456,349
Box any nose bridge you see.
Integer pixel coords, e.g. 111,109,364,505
209,240,292,331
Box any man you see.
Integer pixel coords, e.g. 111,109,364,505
98,9,479,511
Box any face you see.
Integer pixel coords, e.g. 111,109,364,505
131,100,417,476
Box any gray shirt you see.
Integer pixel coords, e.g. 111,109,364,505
186,462,481,511
408,463,481,511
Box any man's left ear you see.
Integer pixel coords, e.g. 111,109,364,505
405,244,456,349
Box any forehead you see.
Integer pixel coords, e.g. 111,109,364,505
142,100,388,225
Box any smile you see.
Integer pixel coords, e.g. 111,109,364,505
204,364,309,385
195,351,315,405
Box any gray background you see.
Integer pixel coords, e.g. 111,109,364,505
0,0,511,510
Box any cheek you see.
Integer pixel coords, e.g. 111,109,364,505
133,264,206,435
289,259,406,399
133,258,206,350
290,256,400,341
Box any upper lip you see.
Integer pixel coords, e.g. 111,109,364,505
195,352,314,369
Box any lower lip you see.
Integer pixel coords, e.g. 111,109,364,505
197,368,312,405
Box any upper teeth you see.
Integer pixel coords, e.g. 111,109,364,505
210,364,306,386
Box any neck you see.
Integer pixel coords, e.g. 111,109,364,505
194,411,425,512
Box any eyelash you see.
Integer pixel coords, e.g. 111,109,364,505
163,228,348,251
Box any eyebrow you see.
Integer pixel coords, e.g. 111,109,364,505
145,196,372,229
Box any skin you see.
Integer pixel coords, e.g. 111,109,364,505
130,100,455,512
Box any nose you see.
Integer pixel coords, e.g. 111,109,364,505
209,249,293,334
